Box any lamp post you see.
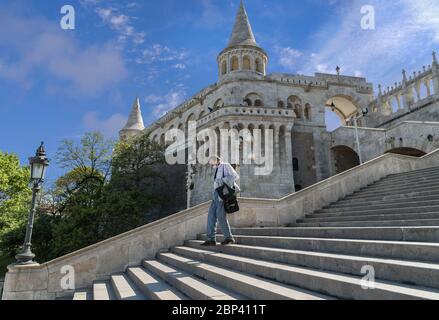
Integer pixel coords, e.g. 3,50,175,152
351,108,369,165
15,142,50,265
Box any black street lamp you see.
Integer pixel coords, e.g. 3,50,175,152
15,142,50,265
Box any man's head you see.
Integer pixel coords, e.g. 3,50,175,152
209,156,222,169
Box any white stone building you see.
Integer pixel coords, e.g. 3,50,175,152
120,1,439,207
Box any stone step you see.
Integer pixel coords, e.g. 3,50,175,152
313,205,439,217
370,173,439,187
292,218,439,228
142,259,244,300
359,180,439,193
72,290,92,300
110,274,147,300
328,195,439,209
299,212,439,224
126,266,187,300
318,200,439,214
338,190,439,204
386,167,439,180
92,281,115,300
231,227,439,242
354,182,439,197
185,240,439,289
171,245,439,300
157,252,332,300
198,234,439,263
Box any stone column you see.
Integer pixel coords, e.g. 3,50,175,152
432,52,439,95
284,125,296,192
273,125,280,175
402,70,415,109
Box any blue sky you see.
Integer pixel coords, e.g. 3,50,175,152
1,0,438,183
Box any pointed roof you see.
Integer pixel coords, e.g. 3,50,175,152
122,97,145,131
228,0,258,47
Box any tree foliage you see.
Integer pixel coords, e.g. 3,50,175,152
0,151,31,239
0,131,184,263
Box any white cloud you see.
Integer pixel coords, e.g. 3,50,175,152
276,47,303,71
138,44,189,64
286,0,439,88
83,112,127,138
96,7,145,45
145,89,187,118
0,12,128,95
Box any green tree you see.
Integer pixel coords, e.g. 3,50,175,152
0,151,31,275
0,151,31,239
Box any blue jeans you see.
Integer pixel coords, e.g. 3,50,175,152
207,191,234,241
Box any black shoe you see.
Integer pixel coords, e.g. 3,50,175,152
221,239,235,246
201,240,217,247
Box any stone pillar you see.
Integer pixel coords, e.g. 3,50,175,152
432,52,439,95
402,70,415,109
273,125,280,175
284,125,296,192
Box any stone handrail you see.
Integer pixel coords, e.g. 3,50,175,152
3,148,439,300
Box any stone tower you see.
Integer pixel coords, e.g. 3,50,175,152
217,0,268,82
119,97,145,141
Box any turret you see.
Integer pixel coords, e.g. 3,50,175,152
217,0,268,82
119,97,145,141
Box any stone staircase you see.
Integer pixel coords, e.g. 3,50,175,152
71,166,439,300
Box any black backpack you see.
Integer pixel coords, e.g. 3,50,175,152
215,166,240,214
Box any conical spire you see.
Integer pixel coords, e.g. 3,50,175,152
228,0,258,47
123,97,144,131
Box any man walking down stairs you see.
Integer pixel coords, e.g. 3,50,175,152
71,166,439,300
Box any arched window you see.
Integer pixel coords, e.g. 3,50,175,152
221,60,227,75
244,93,263,107
231,56,239,71
288,96,302,119
278,101,285,108
243,56,251,70
293,158,299,171
255,58,262,73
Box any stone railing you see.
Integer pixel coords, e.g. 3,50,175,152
3,149,439,300
197,106,295,127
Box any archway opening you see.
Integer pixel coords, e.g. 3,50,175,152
325,96,359,132
386,147,426,157
331,145,360,174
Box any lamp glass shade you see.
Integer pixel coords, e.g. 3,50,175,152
30,160,46,181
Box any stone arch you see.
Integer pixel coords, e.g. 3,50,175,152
245,93,264,108
323,88,364,121
243,55,251,70
331,145,360,174
385,147,426,157
198,111,206,120
278,101,285,109
231,56,239,71
288,96,302,119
